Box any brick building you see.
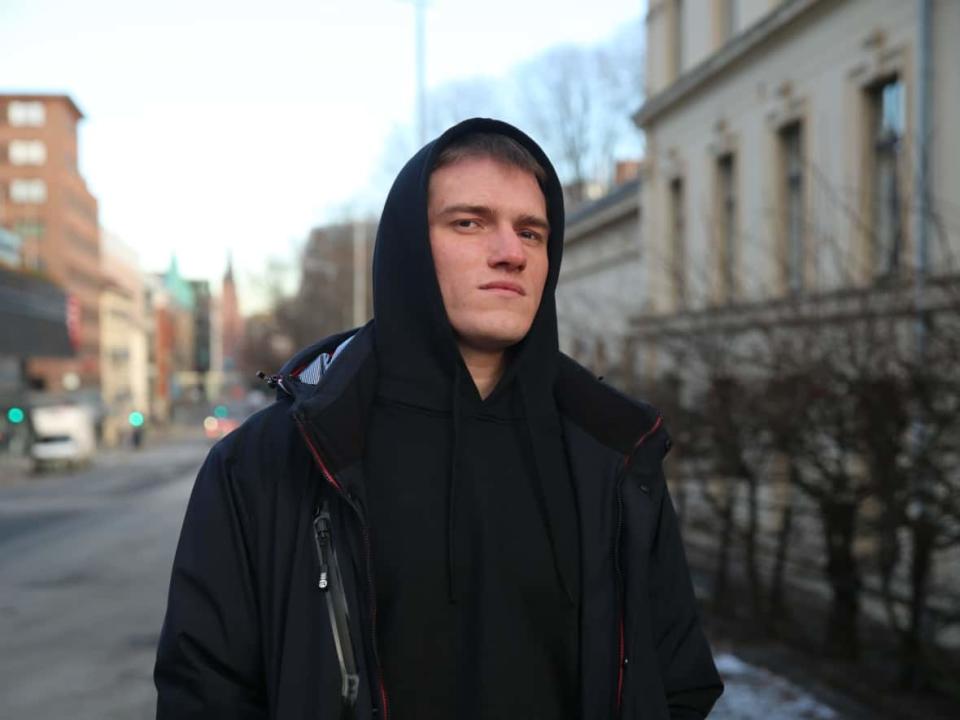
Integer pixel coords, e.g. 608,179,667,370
0,94,101,392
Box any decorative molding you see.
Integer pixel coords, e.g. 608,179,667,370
634,0,827,128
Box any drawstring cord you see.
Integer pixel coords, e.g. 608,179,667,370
447,363,463,602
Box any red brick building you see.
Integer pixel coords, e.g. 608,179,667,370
0,94,101,392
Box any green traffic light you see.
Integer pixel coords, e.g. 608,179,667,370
214,405,229,419
128,411,145,428
7,407,25,424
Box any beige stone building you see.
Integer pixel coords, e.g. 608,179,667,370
99,231,149,446
556,177,641,385
633,0,960,647
637,0,959,323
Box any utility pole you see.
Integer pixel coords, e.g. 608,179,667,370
415,0,427,145
400,0,428,146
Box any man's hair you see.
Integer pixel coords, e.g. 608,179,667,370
432,132,547,185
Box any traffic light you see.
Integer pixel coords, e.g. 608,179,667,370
214,405,229,419
128,411,145,428
6,407,25,424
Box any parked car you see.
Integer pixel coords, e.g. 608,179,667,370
30,404,96,471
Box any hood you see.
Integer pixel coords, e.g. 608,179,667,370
372,117,565,411
371,118,578,604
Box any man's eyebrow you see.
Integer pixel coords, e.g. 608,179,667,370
515,214,550,232
436,204,550,232
436,204,495,219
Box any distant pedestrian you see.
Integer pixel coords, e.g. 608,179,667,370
155,118,723,718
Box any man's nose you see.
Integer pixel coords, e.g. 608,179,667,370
488,224,526,270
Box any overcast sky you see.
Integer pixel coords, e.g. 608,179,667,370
0,0,644,310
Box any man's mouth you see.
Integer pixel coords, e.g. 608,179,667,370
479,281,526,296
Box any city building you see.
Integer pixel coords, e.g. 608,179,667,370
635,0,959,332
219,253,243,379
0,94,102,393
99,230,148,446
556,176,641,387
632,0,960,647
189,279,213,400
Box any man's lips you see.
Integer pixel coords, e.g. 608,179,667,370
479,281,526,296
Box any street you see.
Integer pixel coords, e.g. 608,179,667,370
0,433,209,720
0,433,854,720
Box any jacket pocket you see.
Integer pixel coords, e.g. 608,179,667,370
313,501,361,712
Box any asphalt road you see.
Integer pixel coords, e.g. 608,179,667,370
0,435,210,720
0,432,856,720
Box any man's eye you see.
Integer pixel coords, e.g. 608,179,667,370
454,219,479,229
520,230,544,242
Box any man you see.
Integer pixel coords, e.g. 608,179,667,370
155,118,722,719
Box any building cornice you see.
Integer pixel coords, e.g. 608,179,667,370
0,92,85,120
633,0,827,128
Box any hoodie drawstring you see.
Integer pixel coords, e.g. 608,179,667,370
447,363,464,602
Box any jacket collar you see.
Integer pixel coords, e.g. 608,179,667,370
281,322,667,485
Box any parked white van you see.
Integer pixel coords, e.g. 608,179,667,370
30,404,96,470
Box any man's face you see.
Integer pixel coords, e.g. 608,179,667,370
427,155,550,355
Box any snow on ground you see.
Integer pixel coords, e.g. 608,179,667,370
710,652,842,719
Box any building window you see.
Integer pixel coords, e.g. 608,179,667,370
671,0,685,80
14,219,45,238
717,153,737,302
780,122,805,292
10,178,47,204
867,77,905,279
8,101,46,127
669,177,687,307
9,139,47,166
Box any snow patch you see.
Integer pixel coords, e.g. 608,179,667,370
710,652,841,719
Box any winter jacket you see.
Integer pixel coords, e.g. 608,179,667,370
154,323,723,719
156,116,721,718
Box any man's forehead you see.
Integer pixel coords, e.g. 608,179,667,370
428,154,547,209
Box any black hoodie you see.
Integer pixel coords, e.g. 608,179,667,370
363,118,580,718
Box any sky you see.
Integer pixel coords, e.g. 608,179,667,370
0,0,644,311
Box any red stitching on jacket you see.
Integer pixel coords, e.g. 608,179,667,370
622,415,663,468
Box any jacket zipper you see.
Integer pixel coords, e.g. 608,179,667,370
295,412,390,720
313,503,361,710
613,414,664,714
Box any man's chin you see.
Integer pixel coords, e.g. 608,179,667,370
455,324,533,355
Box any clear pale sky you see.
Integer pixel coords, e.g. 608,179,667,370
0,0,644,309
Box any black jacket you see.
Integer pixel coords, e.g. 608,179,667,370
154,324,723,719
156,117,721,718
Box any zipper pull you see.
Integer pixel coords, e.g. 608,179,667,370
312,508,332,591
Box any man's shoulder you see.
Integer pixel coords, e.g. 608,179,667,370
555,352,664,458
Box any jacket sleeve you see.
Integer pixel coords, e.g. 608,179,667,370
650,480,724,719
154,443,267,719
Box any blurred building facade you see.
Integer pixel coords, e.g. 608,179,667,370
0,94,102,393
99,230,148,446
556,176,641,386
299,219,375,337
633,0,960,653
636,0,959,327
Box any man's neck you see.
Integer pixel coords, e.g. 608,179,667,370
458,345,506,400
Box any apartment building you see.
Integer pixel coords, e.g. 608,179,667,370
0,94,102,392
556,176,642,386
99,231,148,446
636,0,959,324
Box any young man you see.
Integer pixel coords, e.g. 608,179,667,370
155,118,722,719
